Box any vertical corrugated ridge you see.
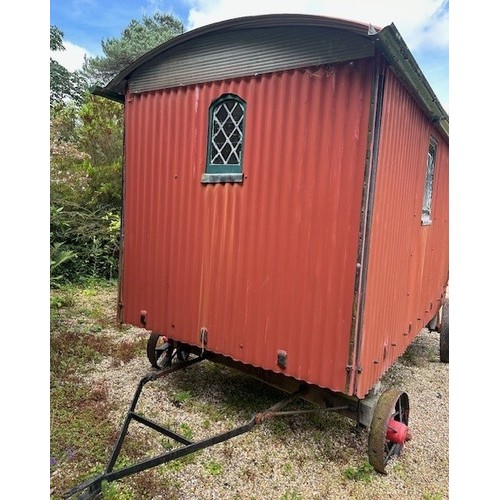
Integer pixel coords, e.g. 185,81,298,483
122,61,374,391
355,69,449,397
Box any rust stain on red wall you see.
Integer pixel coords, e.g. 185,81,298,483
122,60,374,392
354,69,449,397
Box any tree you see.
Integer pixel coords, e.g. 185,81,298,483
81,12,184,86
77,95,124,207
50,92,124,283
50,25,86,106
50,13,184,283
50,25,64,51
79,95,123,168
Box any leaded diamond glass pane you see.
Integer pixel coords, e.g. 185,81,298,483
210,100,244,165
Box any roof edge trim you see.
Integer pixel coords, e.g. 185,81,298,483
91,85,125,103
371,23,448,139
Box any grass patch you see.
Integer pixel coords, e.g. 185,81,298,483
204,460,223,476
165,453,198,472
280,490,303,500
101,479,135,500
50,377,116,495
50,330,112,377
111,337,147,366
178,423,194,440
343,460,375,483
203,460,224,476
172,389,192,405
423,493,444,500
50,281,152,499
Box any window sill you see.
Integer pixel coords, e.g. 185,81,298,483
201,173,243,184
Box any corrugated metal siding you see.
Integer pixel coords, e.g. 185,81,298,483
122,60,374,391
129,26,374,93
354,68,449,397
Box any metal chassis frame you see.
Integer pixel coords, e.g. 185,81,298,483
64,354,372,499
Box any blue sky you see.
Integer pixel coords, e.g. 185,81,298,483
50,0,449,111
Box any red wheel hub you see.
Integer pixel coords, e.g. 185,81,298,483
386,419,411,444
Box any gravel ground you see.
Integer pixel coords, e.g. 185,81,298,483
79,326,448,500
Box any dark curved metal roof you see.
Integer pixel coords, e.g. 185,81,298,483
96,13,448,138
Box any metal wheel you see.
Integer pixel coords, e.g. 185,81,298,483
146,333,191,369
368,388,410,474
176,346,190,362
439,298,449,363
147,333,174,369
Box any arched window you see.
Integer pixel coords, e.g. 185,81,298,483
202,93,246,183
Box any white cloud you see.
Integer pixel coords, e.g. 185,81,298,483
186,0,449,108
50,41,92,72
187,0,448,52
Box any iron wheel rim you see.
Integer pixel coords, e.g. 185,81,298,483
146,332,174,369
368,388,410,474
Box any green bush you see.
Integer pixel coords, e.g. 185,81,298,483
50,241,77,288
50,93,123,285
50,203,120,283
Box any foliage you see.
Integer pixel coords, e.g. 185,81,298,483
50,282,133,497
78,95,124,169
82,12,184,86
50,203,121,283
204,460,223,476
50,91,123,284
101,481,135,500
51,93,123,204
51,59,87,106
50,25,87,106
423,493,444,500
50,12,183,284
173,390,192,405
50,25,65,51
50,241,77,288
280,491,303,500
179,423,194,441
50,102,85,159
343,460,375,483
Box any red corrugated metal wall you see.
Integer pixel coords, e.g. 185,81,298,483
122,60,374,392
354,68,449,397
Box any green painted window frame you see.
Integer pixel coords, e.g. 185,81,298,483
202,93,246,184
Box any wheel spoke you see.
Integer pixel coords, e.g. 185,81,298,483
396,398,403,420
384,443,401,464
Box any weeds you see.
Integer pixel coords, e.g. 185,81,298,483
204,460,223,476
50,281,148,499
101,480,135,500
423,493,444,500
343,460,375,483
173,389,192,405
179,423,194,440
280,490,303,500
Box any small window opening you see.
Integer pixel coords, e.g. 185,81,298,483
421,138,437,226
202,94,246,184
